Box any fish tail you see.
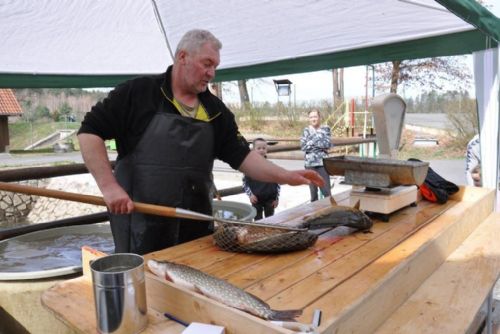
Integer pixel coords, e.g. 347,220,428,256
268,309,303,320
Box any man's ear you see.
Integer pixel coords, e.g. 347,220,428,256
177,50,188,65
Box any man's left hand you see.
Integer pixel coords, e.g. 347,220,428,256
285,170,325,187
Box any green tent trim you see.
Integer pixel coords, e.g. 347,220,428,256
437,0,500,43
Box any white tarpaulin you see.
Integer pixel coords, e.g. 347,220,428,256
0,0,498,87
474,47,499,191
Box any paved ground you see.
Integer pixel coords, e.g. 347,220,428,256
405,113,451,130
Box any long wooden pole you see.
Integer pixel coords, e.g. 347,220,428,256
0,181,305,231
0,181,177,218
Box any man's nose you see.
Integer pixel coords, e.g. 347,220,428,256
207,66,216,78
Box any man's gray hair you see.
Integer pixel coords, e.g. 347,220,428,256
175,29,222,57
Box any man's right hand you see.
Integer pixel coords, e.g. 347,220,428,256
78,133,135,215
102,183,134,214
250,194,258,204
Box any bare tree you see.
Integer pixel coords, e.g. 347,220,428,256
375,56,472,94
332,68,344,108
237,80,251,110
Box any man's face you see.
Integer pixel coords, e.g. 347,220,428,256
253,141,268,157
182,42,220,94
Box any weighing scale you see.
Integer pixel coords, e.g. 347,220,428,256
324,156,429,221
324,94,429,221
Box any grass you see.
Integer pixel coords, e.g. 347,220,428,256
8,120,466,161
8,121,80,150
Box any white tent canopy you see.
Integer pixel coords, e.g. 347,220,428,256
0,0,498,87
0,0,499,197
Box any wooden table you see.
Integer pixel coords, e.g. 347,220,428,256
41,186,500,333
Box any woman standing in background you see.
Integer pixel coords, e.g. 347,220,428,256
300,109,332,201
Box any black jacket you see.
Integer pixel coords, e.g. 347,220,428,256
78,66,250,169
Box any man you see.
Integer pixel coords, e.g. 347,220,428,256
78,29,323,255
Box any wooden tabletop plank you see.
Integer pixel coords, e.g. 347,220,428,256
41,276,183,334
209,230,346,281
298,187,494,331
203,252,269,278
144,236,214,263
221,229,359,288
375,213,500,333
168,244,238,270
253,200,454,306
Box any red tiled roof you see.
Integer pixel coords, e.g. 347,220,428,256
0,89,23,116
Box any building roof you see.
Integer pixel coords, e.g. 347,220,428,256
0,89,22,116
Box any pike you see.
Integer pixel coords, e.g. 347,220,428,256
147,259,302,320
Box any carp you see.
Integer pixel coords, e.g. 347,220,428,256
147,259,302,320
299,197,373,231
213,225,318,253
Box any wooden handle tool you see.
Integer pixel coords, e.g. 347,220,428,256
0,181,305,231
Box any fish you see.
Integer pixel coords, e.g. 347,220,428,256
147,259,302,320
300,197,373,231
213,197,372,254
213,224,318,253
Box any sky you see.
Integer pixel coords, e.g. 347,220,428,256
221,1,499,105
222,66,379,105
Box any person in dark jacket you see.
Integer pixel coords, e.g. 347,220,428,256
243,138,280,220
77,29,324,255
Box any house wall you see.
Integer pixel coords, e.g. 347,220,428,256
0,116,8,152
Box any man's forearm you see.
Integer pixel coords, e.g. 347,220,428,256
238,151,287,183
78,133,118,192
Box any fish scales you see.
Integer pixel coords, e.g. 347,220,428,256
148,259,302,320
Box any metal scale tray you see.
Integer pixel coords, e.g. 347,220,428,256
324,156,429,188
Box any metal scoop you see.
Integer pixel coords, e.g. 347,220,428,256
0,181,305,232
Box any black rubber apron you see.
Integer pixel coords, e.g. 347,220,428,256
110,106,214,255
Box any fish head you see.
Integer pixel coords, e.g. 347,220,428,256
147,259,163,276
147,259,174,281
358,212,374,230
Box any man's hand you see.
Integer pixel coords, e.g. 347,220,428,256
272,199,279,208
78,133,134,215
239,150,325,187
283,169,325,187
102,183,134,214
250,194,258,205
